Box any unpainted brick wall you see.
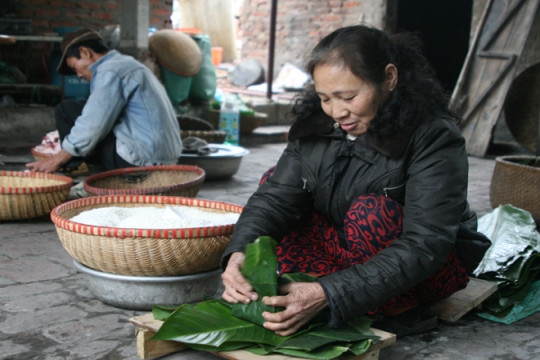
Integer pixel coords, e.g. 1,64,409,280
239,0,387,78
1,0,173,83
2,0,387,84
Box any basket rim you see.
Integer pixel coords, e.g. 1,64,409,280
181,129,228,135
494,155,540,171
50,194,244,239
82,164,206,196
0,170,73,195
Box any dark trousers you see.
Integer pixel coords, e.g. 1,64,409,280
55,99,132,170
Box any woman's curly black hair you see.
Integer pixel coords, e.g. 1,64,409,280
290,25,457,141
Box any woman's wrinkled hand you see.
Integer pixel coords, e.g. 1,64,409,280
261,281,328,336
221,252,258,304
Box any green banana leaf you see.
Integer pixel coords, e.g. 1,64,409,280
248,340,369,360
231,236,281,326
277,316,377,351
152,305,178,321
153,300,287,348
245,342,350,360
154,299,377,358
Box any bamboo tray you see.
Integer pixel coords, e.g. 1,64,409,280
0,170,73,220
51,195,243,276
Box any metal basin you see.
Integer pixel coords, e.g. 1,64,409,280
73,260,222,310
178,144,249,180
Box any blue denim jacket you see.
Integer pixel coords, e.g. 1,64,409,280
62,50,182,166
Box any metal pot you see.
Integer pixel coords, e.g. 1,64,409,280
73,260,222,310
178,144,249,180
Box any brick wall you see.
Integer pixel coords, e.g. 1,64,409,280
1,0,388,84
239,0,387,79
1,0,173,83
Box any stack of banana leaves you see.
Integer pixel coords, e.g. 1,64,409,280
473,204,540,323
152,236,380,359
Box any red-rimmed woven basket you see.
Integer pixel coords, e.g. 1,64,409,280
50,195,243,276
0,170,73,220
83,165,205,197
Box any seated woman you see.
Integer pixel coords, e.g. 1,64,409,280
220,25,491,337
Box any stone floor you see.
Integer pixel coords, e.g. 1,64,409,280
1,140,539,360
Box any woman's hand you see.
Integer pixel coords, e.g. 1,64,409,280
25,150,73,173
262,281,328,336
221,252,258,304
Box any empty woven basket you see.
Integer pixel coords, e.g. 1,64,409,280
490,155,540,222
0,170,73,220
51,195,244,276
178,114,227,144
83,165,205,197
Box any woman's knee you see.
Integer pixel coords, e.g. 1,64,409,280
344,194,404,253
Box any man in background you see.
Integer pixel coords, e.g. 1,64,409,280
26,28,182,173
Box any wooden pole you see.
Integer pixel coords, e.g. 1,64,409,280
266,0,278,99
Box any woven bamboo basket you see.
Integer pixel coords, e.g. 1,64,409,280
0,170,73,220
178,114,227,143
206,109,266,134
83,165,205,197
181,129,227,144
51,195,244,276
177,114,215,131
490,155,540,222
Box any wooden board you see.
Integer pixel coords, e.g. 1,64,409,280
129,313,396,360
135,327,186,359
428,277,498,322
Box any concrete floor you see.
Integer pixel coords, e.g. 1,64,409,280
1,123,539,359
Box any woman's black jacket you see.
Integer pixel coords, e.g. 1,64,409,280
221,114,491,327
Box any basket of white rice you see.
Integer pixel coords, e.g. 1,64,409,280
50,195,243,276
1,170,73,220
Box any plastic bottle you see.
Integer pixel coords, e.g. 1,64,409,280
219,95,240,145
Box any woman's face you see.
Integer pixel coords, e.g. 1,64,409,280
313,63,385,137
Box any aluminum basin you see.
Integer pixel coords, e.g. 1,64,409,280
178,144,249,180
73,260,222,310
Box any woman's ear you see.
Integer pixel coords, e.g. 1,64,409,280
385,64,398,92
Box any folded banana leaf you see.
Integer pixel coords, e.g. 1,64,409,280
474,204,540,318
231,236,281,326
474,204,540,281
152,236,379,359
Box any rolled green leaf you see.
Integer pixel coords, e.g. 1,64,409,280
231,236,282,326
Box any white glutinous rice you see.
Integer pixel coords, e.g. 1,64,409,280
70,206,240,229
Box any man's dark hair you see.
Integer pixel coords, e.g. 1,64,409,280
65,39,110,59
